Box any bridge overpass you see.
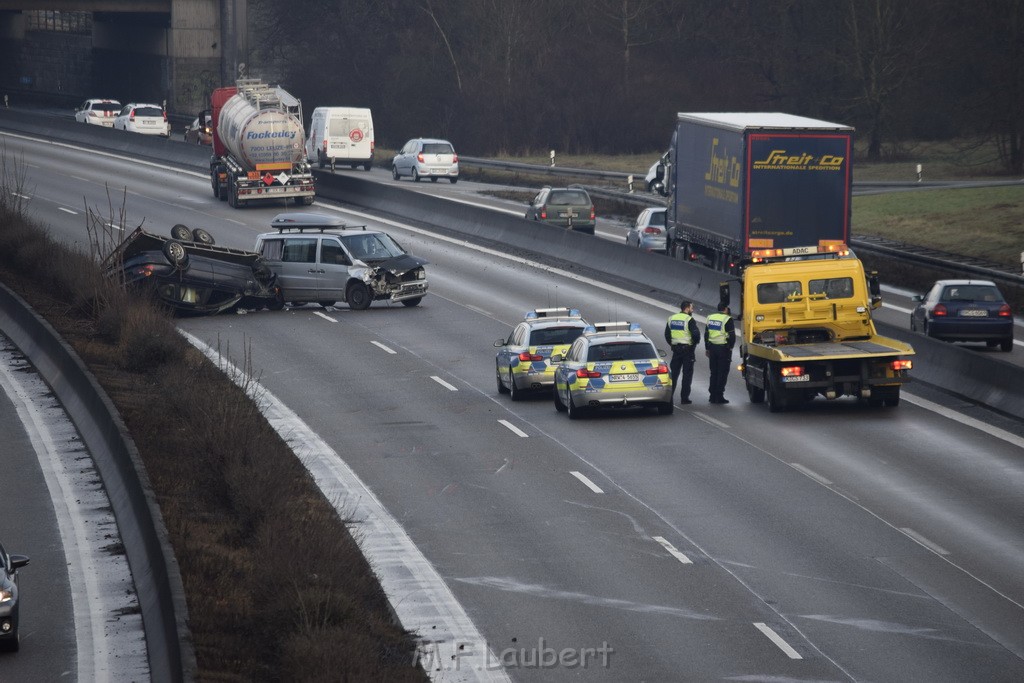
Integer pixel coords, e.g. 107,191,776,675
0,0,248,119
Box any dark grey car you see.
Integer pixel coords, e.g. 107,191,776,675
0,541,30,652
524,186,596,234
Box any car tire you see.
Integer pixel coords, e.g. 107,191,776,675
392,165,400,181
910,315,917,332
347,282,372,310
450,177,458,184
170,223,192,241
508,371,523,402
657,402,674,415
162,240,189,270
364,162,372,171
1001,338,1013,352
192,228,215,245
567,392,586,420
318,300,336,308
497,368,510,395
553,387,567,412
412,168,421,182
401,297,422,307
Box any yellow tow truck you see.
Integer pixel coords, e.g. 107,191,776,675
732,253,915,412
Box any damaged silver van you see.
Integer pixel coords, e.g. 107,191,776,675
255,213,428,310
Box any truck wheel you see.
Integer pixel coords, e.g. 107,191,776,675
170,224,192,241
347,283,372,310
227,185,237,208
301,195,315,206
766,374,788,413
401,297,422,307
192,228,215,245
210,175,220,199
317,151,325,169
746,380,765,404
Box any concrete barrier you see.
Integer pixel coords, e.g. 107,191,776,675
0,283,194,682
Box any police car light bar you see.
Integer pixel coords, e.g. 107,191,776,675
526,307,581,319
587,321,641,334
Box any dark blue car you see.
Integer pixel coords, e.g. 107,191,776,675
910,279,1014,352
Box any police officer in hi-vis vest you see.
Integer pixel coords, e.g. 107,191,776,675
664,301,701,404
704,302,736,404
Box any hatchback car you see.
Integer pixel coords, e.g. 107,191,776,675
626,207,668,253
184,110,213,145
0,541,30,652
495,307,590,400
524,186,596,234
910,279,1014,352
255,213,428,310
74,98,121,127
552,322,672,418
391,138,459,183
113,103,170,137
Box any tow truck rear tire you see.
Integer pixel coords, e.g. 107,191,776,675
766,372,789,413
746,379,765,404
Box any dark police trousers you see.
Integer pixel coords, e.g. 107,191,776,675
669,344,696,401
707,345,732,400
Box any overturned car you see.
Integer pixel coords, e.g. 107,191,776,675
103,224,279,315
254,213,429,310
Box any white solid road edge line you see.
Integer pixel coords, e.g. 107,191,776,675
753,622,804,660
570,471,605,493
181,331,512,683
497,419,529,437
899,527,951,556
653,536,693,565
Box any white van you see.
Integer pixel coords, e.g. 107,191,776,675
305,107,374,171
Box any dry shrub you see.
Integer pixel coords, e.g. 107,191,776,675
115,301,185,372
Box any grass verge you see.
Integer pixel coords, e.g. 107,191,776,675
0,205,426,679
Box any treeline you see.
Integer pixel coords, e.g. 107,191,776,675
249,0,1024,171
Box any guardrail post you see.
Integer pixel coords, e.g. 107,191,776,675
549,150,555,167
627,174,634,193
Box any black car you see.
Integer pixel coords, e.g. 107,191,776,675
0,542,29,653
910,279,1014,352
104,225,279,315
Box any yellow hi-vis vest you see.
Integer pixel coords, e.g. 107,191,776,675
668,312,693,345
706,312,730,345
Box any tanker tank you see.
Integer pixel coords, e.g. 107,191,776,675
217,84,305,171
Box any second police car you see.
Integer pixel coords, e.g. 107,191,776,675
495,308,590,400
552,322,673,418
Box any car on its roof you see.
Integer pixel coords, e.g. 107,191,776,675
524,186,596,234
74,98,121,127
0,541,30,652
254,213,428,310
103,224,279,315
391,138,459,183
552,322,672,418
113,102,170,137
495,307,591,400
910,279,1014,352
626,207,668,253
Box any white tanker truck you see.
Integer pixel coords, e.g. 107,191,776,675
209,78,316,208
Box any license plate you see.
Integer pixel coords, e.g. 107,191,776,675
609,373,639,382
430,167,447,173
782,375,809,382
960,309,988,317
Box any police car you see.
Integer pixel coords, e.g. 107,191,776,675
494,308,590,400
552,322,673,418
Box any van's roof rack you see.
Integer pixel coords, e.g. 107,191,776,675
273,225,367,233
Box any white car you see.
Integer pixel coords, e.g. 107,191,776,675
74,98,121,127
113,103,170,137
391,138,459,183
